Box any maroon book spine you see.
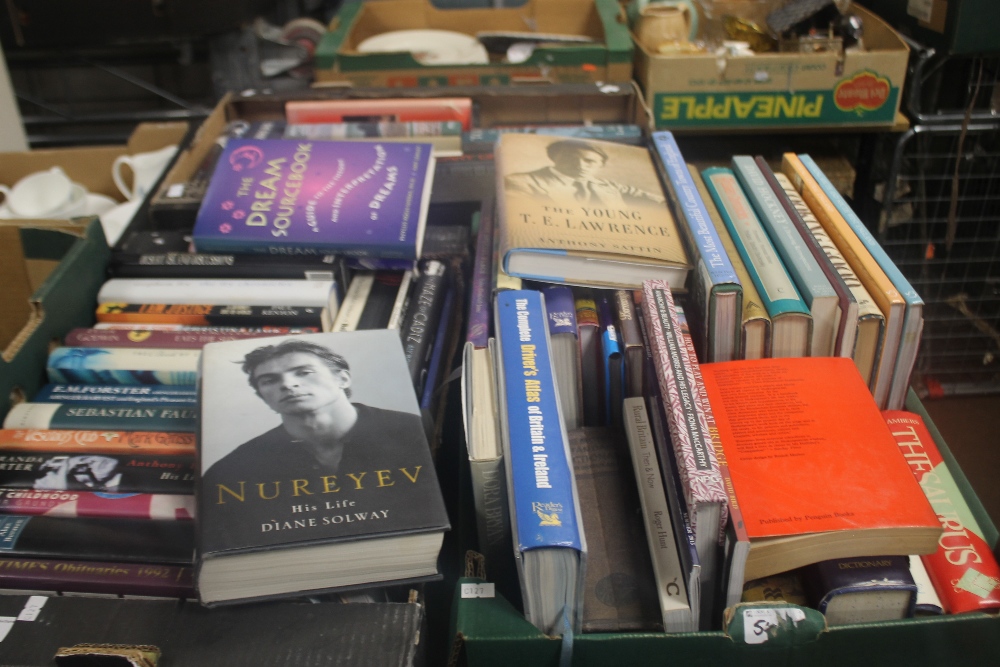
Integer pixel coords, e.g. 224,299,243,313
0,557,194,598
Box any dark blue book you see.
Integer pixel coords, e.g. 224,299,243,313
494,289,585,635
33,384,197,406
540,285,581,430
596,294,624,429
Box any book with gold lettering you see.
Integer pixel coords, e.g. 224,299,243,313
495,133,690,289
196,329,448,606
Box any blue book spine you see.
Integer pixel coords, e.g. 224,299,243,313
420,287,455,412
596,294,623,428
652,132,739,287
495,290,582,552
46,348,200,386
701,168,810,320
541,285,578,338
33,385,197,405
797,155,923,307
731,156,836,306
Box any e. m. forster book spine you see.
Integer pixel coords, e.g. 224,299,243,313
3,403,197,433
33,384,197,406
0,488,194,521
0,452,194,495
191,139,435,260
0,557,195,598
0,429,195,457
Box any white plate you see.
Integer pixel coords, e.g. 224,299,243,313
357,29,490,66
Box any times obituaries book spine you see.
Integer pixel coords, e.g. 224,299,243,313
639,280,727,570
0,428,195,456
0,557,194,598
884,410,1000,613
191,139,435,260
34,384,197,406
494,289,585,634
0,488,194,521
4,403,197,433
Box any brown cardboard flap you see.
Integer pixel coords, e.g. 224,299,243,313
126,121,190,154
0,227,34,354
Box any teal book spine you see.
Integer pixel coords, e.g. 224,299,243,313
3,402,197,433
701,168,810,320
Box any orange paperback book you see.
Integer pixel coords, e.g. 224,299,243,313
0,429,196,456
699,357,941,581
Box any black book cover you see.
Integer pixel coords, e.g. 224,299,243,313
0,515,193,565
0,595,423,667
357,271,408,330
400,260,448,395
0,451,193,495
197,330,449,600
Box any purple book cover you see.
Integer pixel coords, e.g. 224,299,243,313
466,199,495,348
542,285,578,338
192,139,435,259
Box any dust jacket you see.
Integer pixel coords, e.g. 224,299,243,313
196,329,448,605
192,139,435,259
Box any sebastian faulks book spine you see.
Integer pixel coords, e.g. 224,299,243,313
401,260,448,395
0,557,195,598
613,290,645,398
640,280,727,568
0,488,195,521
97,279,337,309
108,250,342,280
569,426,663,632
0,452,194,495
733,155,838,358
0,515,194,565
0,429,195,456
4,403,197,433
95,304,327,329
64,328,288,350
191,139,435,260
494,289,585,634
884,410,1000,614
34,384,196,406
651,131,741,363
799,153,924,412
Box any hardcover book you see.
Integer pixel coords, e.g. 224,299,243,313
541,285,582,430
0,557,194,598
192,139,435,260
622,398,697,632
285,120,463,156
639,280,727,581
97,278,338,309
596,294,624,430
462,124,644,154
652,132,741,363
0,488,194,521
400,260,448,395
575,293,602,427
569,426,662,632
781,153,906,408
883,410,1000,614
4,403,197,433
331,272,375,332
802,555,918,626
732,156,838,358
691,166,770,360
33,384,197,406
495,133,690,289
0,428,194,456
46,347,201,386
95,303,330,330
108,248,344,280
196,329,448,605
64,328,292,350
0,451,193,495
773,171,885,386
613,290,645,398
285,97,473,130
799,153,923,411
702,167,811,358
494,289,586,634
0,515,194,565
698,357,942,582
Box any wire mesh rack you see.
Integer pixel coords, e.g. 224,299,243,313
863,39,1000,396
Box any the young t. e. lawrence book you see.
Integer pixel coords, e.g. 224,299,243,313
196,329,449,606
192,139,435,260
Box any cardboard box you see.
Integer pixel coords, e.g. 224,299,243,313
449,393,1000,666
314,0,633,87
636,6,910,130
857,0,1000,55
0,123,188,418
149,83,647,229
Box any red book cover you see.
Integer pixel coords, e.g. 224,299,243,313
699,357,941,581
0,488,194,521
285,98,473,130
0,557,194,598
883,410,1000,614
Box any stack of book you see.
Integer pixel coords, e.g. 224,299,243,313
465,130,944,636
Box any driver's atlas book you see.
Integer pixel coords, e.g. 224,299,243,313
495,133,690,289
191,139,435,260
494,289,586,635
195,329,449,606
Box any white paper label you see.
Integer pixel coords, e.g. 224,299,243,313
166,183,186,199
460,582,496,599
742,607,806,645
17,596,47,622
907,0,933,22
0,618,15,643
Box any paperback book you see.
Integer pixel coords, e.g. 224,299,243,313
0,451,193,495
64,328,290,350
0,428,195,456
0,557,195,598
192,139,435,260
33,384,197,406
95,303,330,331
0,488,194,521
197,329,449,605
47,347,200,386
4,403,197,433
